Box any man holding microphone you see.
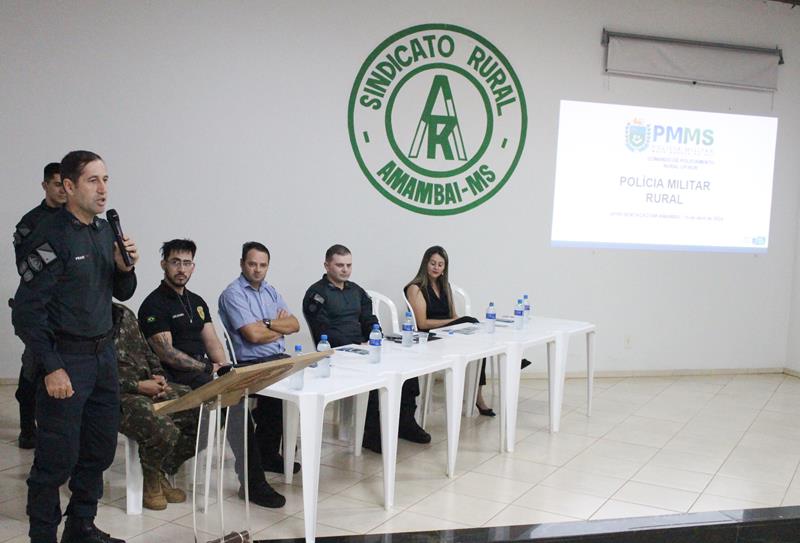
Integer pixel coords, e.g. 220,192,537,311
12,150,138,543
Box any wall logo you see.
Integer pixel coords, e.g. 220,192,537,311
625,118,650,152
348,24,527,215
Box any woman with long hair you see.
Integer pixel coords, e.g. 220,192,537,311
405,246,495,416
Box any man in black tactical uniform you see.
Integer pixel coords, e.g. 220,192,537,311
11,162,66,449
12,151,139,543
302,244,431,454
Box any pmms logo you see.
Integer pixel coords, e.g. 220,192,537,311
625,117,715,152
348,24,527,215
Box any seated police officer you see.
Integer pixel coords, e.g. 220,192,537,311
218,241,300,474
112,303,197,511
137,239,285,508
302,244,430,454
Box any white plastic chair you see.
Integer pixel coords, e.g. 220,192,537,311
366,290,400,334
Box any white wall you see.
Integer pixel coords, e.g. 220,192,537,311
2,0,799,379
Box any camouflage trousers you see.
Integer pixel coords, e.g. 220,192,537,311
119,385,198,475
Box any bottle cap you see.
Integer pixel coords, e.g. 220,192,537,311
320,334,328,341
517,299,523,303
524,294,529,299
405,311,412,317
294,344,302,352
372,323,380,330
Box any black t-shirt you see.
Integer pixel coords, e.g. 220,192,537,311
138,281,212,357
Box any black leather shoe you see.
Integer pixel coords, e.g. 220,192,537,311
18,431,36,450
362,432,382,454
398,419,431,444
262,454,300,475
476,404,496,417
238,483,286,508
61,516,125,543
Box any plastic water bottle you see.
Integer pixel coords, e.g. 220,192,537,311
368,324,382,364
514,299,525,330
485,302,496,334
289,344,304,389
316,335,331,378
523,294,531,321
402,311,414,347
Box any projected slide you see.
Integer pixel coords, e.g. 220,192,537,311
551,100,778,252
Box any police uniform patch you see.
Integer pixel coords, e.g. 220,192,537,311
27,253,43,272
35,243,57,265
17,260,29,277
146,316,157,323
313,293,325,304
197,306,205,320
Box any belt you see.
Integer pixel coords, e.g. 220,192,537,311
55,331,113,355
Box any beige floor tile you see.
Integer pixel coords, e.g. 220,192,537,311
647,449,725,475
782,485,800,506
254,516,355,540
441,471,533,504
320,447,386,475
484,505,580,526
717,456,798,487
287,463,368,495
632,465,712,493
556,413,617,438
92,504,167,541
0,514,29,542
338,474,440,509
591,499,678,520
612,481,698,512
408,488,507,527
586,439,659,464
603,417,682,448
704,475,787,506
690,493,770,513
513,485,605,519
539,468,626,499
392,457,457,490
471,455,557,484
124,521,216,543
564,451,643,480
300,495,398,533
506,439,584,467
369,510,471,533
173,498,286,534
0,443,33,472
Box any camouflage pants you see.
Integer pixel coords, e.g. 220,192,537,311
119,385,198,475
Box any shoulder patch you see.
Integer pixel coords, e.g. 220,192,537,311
35,243,57,265
313,293,325,304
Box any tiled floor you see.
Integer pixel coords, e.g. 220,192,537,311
1,373,800,541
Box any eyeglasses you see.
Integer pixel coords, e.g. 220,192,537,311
167,259,195,268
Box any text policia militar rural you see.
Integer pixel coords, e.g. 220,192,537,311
620,176,712,205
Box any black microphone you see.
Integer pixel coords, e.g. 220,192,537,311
106,209,133,267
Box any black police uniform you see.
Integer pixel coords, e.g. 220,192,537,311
302,275,427,450
11,208,136,543
11,200,62,444
136,282,280,502
137,281,215,389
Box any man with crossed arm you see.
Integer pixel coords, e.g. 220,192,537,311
137,239,285,508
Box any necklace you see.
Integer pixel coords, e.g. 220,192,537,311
178,291,194,324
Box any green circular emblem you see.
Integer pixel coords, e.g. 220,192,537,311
348,24,527,215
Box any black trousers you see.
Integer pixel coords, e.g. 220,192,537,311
241,353,289,460
28,345,119,543
364,376,420,434
16,350,37,434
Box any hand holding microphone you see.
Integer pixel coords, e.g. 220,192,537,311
106,209,139,271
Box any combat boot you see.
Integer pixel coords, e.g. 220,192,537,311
142,468,167,510
158,472,186,503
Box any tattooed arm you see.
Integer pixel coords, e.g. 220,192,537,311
146,331,209,373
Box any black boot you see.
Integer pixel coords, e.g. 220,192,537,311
398,406,431,444
238,481,286,508
61,516,125,543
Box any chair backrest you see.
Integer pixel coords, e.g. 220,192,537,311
216,311,239,365
401,288,419,330
366,289,400,335
450,283,471,317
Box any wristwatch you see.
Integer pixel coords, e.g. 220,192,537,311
262,318,272,329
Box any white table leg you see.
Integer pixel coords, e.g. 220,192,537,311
586,330,595,416
282,400,300,485
548,333,568,433
298,395,326,543
379,380,401,509
502,343,523,452
124,436,142,515
443,360,467,478
463,359,480,417
353,392,369,457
